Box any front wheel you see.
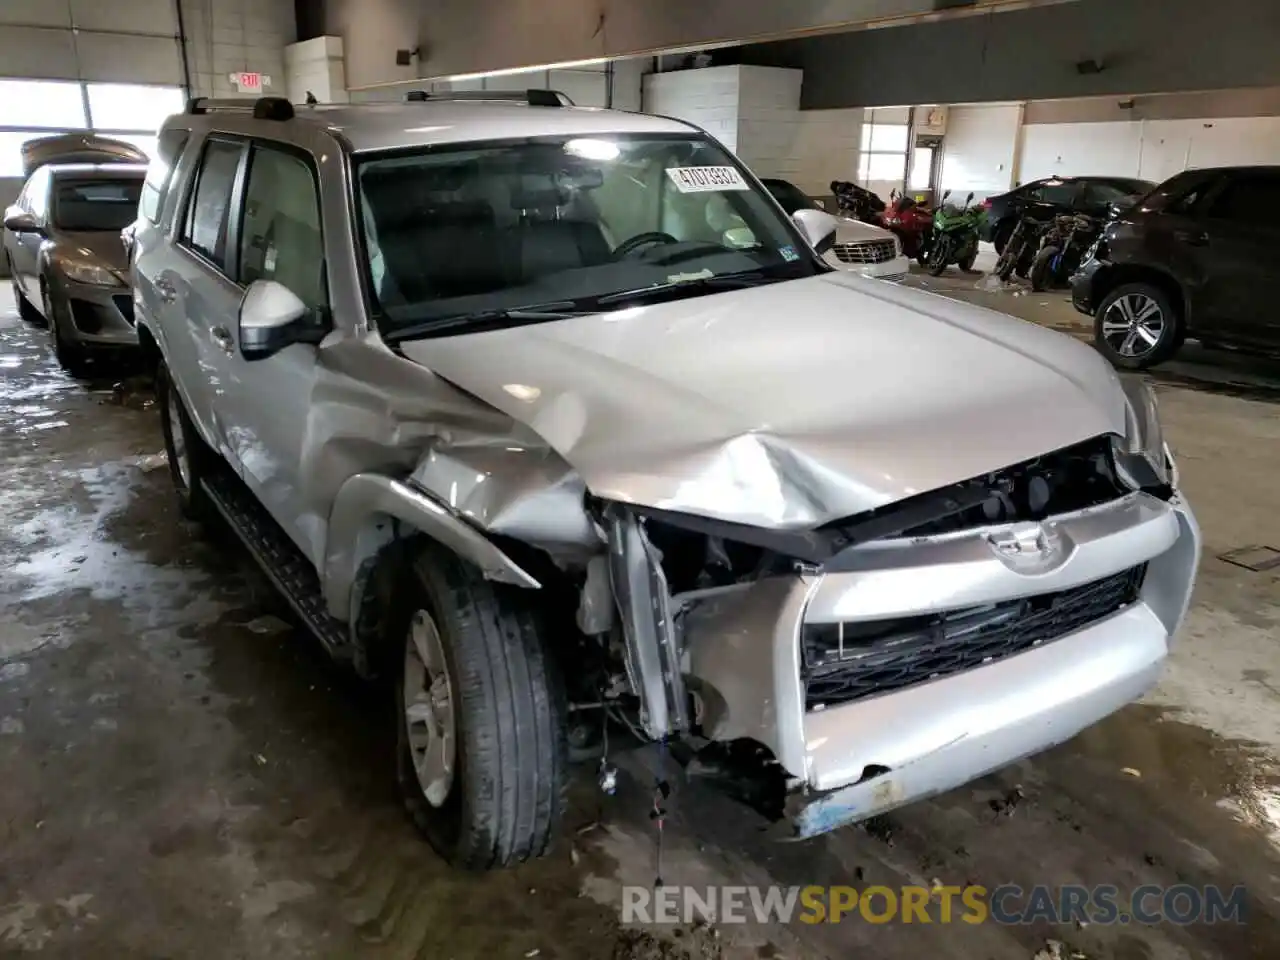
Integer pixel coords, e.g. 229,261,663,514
1094,282,1182,370
395,546,567,869
44,283,90,377
958,245,979,273
927,239,951,277
1029,245,1060,292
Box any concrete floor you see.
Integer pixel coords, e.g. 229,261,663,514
2,273,1280,960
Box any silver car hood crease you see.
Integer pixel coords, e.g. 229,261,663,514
400,273,1127,531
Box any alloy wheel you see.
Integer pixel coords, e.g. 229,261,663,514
404,610,456,808
1101,292,1165,358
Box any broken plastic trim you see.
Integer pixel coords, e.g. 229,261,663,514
605,506,689,740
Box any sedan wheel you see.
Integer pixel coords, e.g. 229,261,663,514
403,610,456,808
1094,282,1181,370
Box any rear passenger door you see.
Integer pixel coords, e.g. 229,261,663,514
167,136,249,467
1193,172,1280,348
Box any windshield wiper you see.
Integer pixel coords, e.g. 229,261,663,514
384,301,592,342
593,269,788,308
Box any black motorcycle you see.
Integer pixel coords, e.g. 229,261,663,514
830,180,887,224
993,214,1046,282
1030,212,1102,291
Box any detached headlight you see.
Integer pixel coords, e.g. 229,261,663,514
61,260,124,287
1115,375,1174,490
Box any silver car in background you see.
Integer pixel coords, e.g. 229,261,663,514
4,162,146,375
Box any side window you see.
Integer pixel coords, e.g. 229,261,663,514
140,128,190,224
237,144,327,312
1086,183,1132,205
181,139,243,270
1035,181,1080,207
27,169,51,220
1203,176,1280,228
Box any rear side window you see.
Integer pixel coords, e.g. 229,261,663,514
181,139,243,270
1030,181,1080,206
139,128,190,224
1203,175,1280,227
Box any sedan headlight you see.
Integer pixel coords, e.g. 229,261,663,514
61,260,124,287
1115,375,1174,489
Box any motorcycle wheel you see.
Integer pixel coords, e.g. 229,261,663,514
958,248,979,273
995,246,1018,282
1030,245,1060,292
928,240,951,277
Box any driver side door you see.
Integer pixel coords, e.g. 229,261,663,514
217,138,329,565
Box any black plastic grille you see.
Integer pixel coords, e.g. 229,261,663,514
802,564,1146,710
113,294,135,324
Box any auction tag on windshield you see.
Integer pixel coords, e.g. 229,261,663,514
666,166,750,193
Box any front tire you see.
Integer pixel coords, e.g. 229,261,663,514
44,282,90,377
1030,245,1059,292
395,546,567,869
156,359,215,521
928,239,951,277
1093,282,1182,370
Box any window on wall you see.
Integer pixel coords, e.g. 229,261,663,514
858,111,910,187
0,78,184,179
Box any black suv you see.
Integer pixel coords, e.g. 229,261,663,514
1071,166,1280,369
983,176,1155,252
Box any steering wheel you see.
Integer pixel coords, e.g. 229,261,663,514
613,231,679,258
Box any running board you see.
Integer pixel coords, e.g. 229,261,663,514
201,469,350,660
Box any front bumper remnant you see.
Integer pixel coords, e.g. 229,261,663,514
683,491,1200,839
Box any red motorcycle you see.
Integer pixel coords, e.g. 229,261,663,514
879,188,934,266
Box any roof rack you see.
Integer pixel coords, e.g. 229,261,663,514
403,88,573,107
184,96,296,121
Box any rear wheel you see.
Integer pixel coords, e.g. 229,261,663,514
8,259,41,324
1093,282,1182,370
1029,245,1060,292
994,242,1019,281
157,359,215,521
992,220,1015,255
394,546,567,869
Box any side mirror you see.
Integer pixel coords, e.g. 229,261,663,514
942,189,952,202
238,279,325,361
792,208,839,256
4,209,42,235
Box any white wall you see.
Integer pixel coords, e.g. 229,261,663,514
939,104,1023,201
642,65,861,195
285,37,349,105
1019,116,1280,184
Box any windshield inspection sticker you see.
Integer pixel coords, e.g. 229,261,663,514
666,166,750,193
779,245,799,262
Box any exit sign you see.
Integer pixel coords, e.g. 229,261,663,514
230,72,271,93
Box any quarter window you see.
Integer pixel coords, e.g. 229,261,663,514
237,144,327,312
1203,176,1280,227
182,139,243,270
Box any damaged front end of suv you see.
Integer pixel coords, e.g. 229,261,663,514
394,348,1199,841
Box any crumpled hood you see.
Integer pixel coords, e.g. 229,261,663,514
399,272,1127,530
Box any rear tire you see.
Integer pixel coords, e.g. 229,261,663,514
1093,282,1182,370
394,546,567,869
994,244,1018,281
992,220,1014,255
8,260,42,325
1030,245,1059,292
156,359,215,522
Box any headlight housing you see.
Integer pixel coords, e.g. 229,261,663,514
1114,375,1174,490
61,259,124,287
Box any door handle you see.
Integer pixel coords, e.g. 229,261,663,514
1175,229,1208,246
155,279,177,303
210,325,235,355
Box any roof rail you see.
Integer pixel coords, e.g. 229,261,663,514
402,88,573,107
184,96,296,121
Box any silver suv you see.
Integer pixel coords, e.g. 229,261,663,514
132,92,1200,869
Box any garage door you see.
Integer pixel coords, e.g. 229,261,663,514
0,1,186,176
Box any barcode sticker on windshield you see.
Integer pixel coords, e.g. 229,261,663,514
666,166,750,193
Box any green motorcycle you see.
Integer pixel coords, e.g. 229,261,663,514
926,190,987,276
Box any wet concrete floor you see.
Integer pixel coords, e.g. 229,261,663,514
3,279,1280,959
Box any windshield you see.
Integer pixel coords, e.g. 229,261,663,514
52,178,144,232
355,134,822,337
